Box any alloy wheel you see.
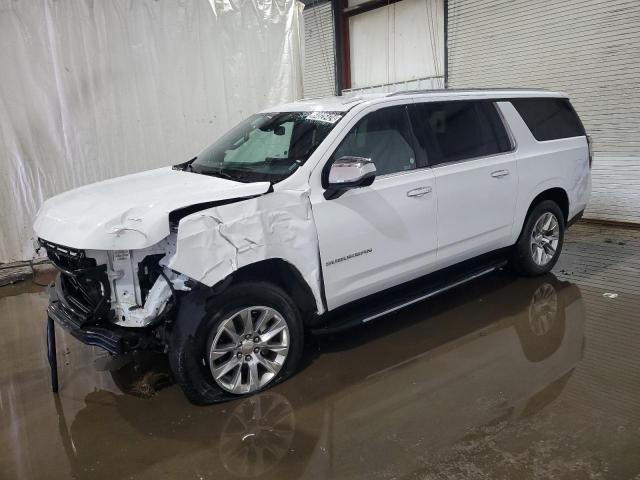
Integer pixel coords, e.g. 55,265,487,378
209,306,290,394
530,212,560,266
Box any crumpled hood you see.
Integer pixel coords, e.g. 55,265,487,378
33,167,271,250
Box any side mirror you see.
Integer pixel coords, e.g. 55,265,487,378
324,156,376,200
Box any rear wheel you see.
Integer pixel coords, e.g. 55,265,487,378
169,282,304,405
511,200,565,276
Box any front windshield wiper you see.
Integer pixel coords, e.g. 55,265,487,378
177,158,241,181
173,157,197,172
196,166,248,182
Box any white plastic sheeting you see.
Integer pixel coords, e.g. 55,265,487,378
0,0,304,262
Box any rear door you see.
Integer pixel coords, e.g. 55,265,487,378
408,100,517,266
311,104,438,309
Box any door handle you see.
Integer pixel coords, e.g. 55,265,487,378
491,169,510,178
406,186,432,197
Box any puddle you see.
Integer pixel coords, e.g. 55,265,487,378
2,225,640,479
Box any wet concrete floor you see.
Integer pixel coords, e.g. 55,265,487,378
1,222,639,479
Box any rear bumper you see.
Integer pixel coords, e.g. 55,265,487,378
47,276,159,355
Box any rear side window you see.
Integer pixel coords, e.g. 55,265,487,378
408,101,512,166
511,98,585,141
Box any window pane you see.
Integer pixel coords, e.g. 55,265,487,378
225,121,293,163
193,111,342,182
485,103,513,153
409,101,511,166
334,106,416,176
511,98,585,141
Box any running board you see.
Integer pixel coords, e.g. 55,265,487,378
360,265,499,324
312,255,508,335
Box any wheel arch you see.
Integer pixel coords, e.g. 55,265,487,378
527,187,569,223
221,258,321,320
168,269,310,404
516,187,569,242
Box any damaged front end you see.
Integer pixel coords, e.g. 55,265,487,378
40,237,189,355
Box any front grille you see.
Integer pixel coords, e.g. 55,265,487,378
40,239,112,323
39,239,92,272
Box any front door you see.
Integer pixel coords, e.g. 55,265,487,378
310,105,438,310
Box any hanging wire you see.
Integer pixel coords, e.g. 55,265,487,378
434,0,444,83
425,0,443,84
432,0,442,81
425,0,438,79
386,0,391,87
392,0,396,86
310,0,336,94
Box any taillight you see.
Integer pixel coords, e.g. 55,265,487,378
586,135,593,169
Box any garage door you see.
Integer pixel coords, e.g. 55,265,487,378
303,1,336,98
448,0,640,224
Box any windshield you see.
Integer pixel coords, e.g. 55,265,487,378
190,111,344,182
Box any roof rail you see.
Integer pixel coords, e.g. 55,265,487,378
387,89,442,96
386,87,551,97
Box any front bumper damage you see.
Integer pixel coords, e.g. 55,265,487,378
47,275,162,355
41,237,176,394
40,238,168,355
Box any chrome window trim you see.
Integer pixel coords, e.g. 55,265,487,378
428,149,514,169
528,134,587,144
375,167,423,180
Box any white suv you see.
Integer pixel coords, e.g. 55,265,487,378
34,89,591,404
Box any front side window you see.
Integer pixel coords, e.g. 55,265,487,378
511,98,585,141
191,111,343,182
409,101,512,166
333,106,417,176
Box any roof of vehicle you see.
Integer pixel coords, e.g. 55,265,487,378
265,88,569,113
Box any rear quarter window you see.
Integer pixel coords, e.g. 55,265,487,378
511,98,585,141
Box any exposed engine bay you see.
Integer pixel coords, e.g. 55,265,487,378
40,235,190,332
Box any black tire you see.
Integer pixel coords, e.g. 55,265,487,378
511,200,565,276
169,282,304,405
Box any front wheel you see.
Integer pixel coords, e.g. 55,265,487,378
511,200,565,276
169,282,304,405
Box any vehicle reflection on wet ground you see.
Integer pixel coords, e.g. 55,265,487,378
1,223,639,479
